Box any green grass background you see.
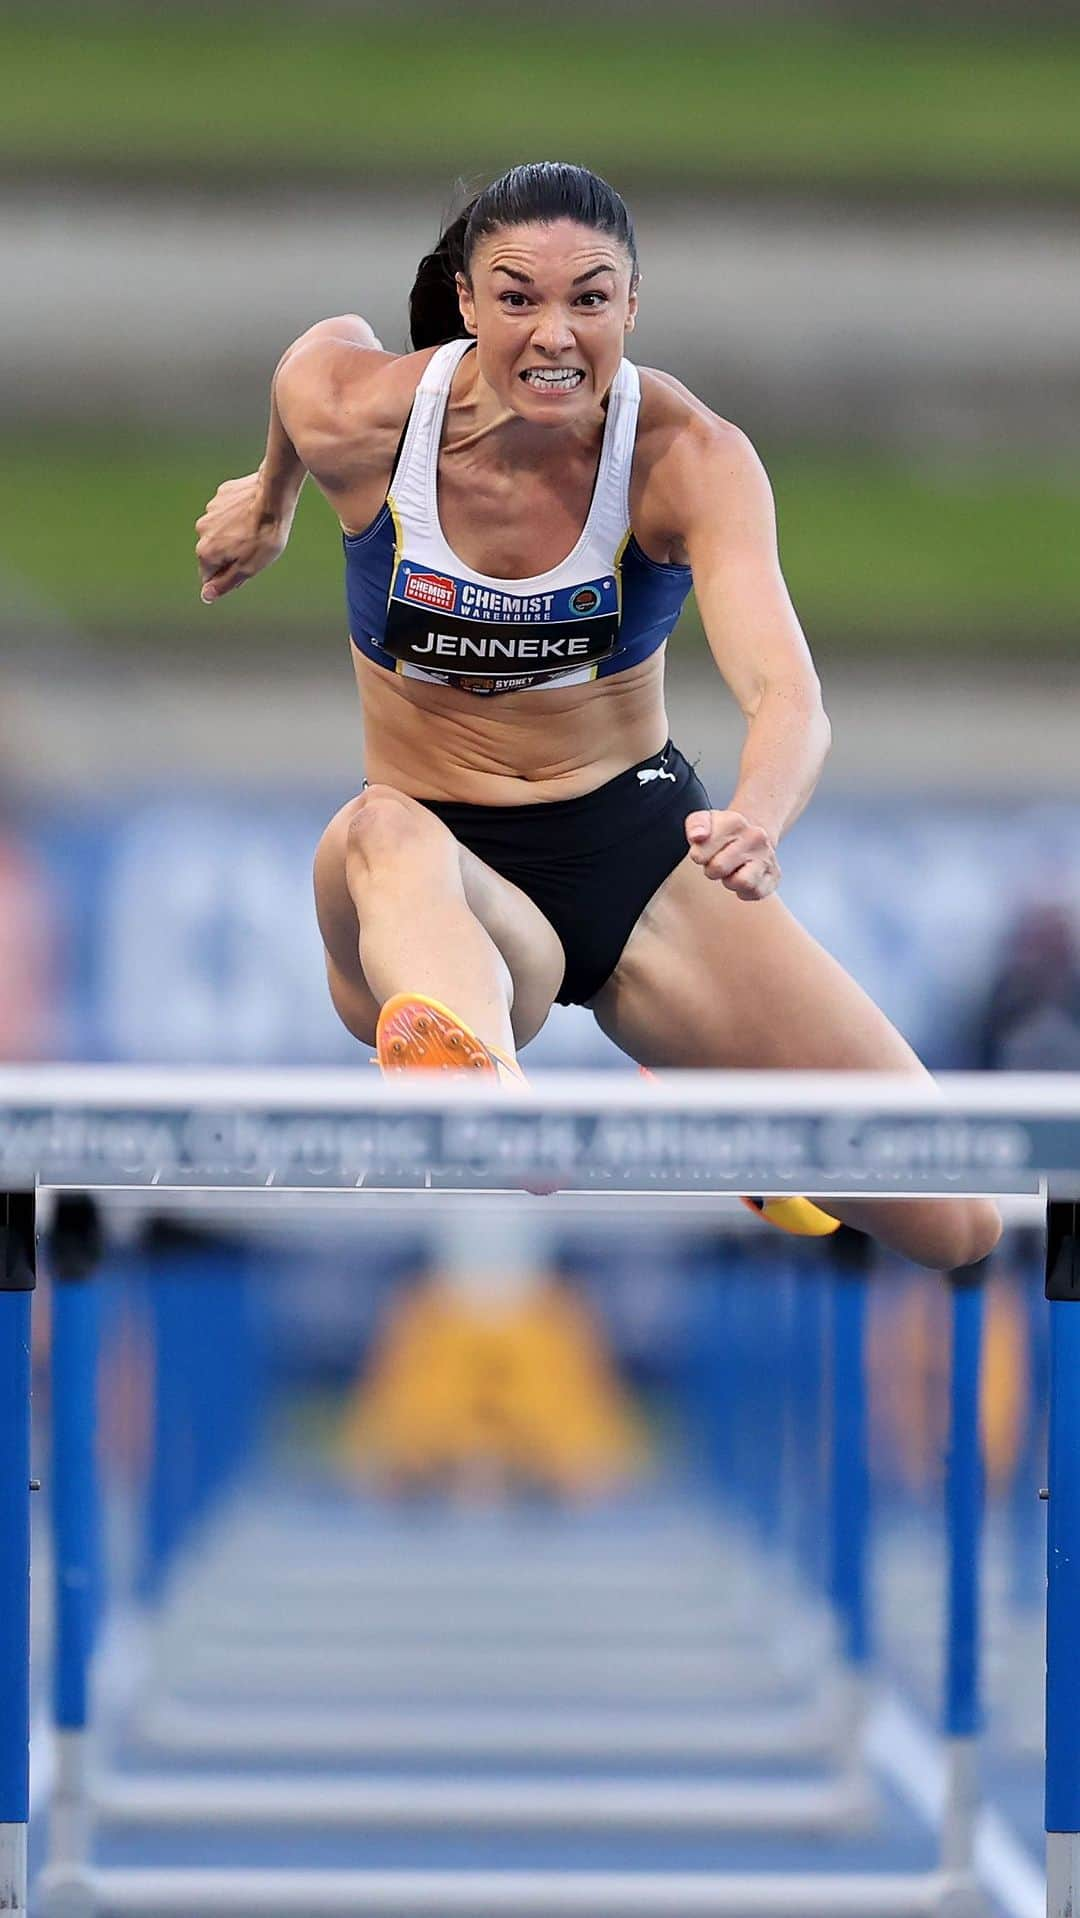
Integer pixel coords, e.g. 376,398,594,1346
7,12,1080,192
4,432,1074,660
7,14,1076,664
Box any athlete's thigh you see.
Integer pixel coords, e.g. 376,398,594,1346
592,856,1004,1270
313,794,565,1048
591,852,925,1077
455,842,566,1044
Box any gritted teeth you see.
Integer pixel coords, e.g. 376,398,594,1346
520,368,585,390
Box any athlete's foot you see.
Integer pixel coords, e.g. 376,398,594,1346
637,1067,839,1239
376,992,525,1086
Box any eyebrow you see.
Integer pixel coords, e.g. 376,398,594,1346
491,263,618,286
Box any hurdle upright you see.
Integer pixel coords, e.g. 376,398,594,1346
1045,1199,1080,1914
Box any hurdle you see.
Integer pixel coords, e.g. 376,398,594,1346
46,1250,875,1863
131,1693,850,1766
129,1401,853,1787
1,1067,1074,1917
148,1633,830,1704
131,1249,860,1778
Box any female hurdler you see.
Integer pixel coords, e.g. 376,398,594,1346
195,162,1000,1271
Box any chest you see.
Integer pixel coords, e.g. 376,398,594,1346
435,444,602,579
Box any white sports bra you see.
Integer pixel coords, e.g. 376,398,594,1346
344,339,692,698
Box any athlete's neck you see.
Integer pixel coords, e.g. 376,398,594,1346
446,346,609,463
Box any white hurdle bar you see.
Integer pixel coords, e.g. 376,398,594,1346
149,1636,827,1704
90,1772,875,1837
132,1693,851,1766
154,1529,834,1648
155,1600,805,1646
34,1866,973,1917
0,1064,1074,1198
167,1543,790,1601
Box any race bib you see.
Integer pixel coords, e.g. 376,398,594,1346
383,563,620,683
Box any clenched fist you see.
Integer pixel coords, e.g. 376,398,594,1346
195,472,292,604
685,809,780,901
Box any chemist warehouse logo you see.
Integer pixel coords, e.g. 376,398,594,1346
404,571,457,614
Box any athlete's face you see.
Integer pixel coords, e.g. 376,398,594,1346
456,220,638,425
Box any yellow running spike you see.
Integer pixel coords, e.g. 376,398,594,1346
740,1195,841,1238
637,1068,839,1237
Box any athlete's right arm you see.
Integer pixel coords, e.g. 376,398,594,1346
195,314,388,604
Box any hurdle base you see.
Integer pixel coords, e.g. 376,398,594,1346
48,1730,93,1872
940,1736,978,1879
935,1878,984,1918
1047,1830,1080,1918
0,1823,28,1917
37,1860,95,1918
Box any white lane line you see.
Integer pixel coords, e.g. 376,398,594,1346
866,1690,1044,1918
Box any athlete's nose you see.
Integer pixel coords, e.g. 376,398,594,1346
529,307,576,356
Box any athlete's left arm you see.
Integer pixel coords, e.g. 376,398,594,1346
670,415,831,890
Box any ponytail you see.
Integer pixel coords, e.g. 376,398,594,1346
408,205,475,350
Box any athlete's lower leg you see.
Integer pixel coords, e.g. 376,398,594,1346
640,1070,840,1240
822,1195,1002,1272
747,1191,1000,1267
344,787,517,1059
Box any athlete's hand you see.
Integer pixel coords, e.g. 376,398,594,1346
195,472,292,604
685,810,780,901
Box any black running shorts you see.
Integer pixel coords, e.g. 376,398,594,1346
418,741,710,1007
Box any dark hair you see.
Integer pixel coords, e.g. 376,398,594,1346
409,162,638,351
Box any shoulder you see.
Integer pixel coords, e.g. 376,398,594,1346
276,328,440,481
633,367,775,551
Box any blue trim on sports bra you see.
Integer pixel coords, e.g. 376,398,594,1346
345,520,691,694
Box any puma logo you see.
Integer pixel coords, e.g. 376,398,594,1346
637,767,676,785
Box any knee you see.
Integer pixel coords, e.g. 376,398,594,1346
950,1199,1004,1272
343,785,449,882
908,1199,1004,1274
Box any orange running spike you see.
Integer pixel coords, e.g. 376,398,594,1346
376,993,524,1084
